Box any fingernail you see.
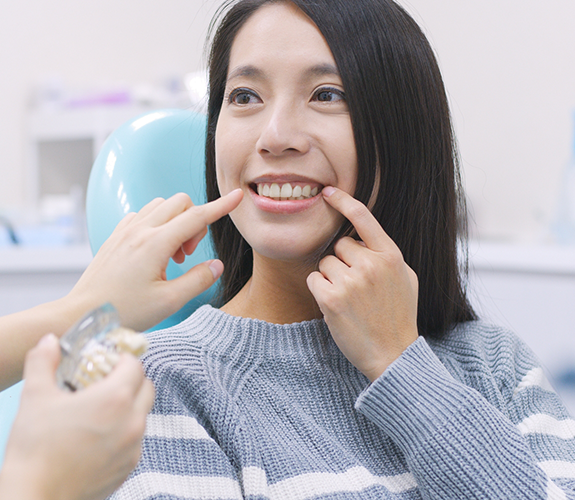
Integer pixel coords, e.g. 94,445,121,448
38,333,57,347
322,186,336,197
208,259,224,280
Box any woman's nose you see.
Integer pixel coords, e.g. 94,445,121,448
256,104,310,157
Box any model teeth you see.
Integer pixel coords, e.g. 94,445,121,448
256,182,320,201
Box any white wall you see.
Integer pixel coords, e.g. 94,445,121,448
1,0,575,243
0,0,217,207
398,0,575,242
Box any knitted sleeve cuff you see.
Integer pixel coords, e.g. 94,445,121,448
354,336,480,455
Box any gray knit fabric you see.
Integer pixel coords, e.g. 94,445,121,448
110,305,575,499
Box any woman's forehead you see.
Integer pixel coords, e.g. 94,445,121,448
227,2,337,76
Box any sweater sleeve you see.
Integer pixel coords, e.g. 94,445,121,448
354,335,575,500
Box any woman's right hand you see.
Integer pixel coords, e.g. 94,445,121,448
66,189,243,332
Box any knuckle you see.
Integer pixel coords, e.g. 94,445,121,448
358,256,378,276
333,236,352,254
317,255,334,272
382,248,405,270
173,192,192,206
349,203,368,222
191,203,208,221
321,288,344,312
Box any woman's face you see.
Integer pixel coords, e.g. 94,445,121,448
215,2,357,263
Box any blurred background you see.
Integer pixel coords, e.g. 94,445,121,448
0,0,574,407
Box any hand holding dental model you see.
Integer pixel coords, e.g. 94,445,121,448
0,333,155,500
0,189,243,390
307,187,419,381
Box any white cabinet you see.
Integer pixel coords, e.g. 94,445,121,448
0,244,93,316
27,105,157,207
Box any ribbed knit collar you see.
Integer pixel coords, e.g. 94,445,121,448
173,304,342,362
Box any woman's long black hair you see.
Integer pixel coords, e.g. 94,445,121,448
205,0,477,338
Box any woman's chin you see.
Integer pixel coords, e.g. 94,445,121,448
247,232,335,267
252,243,326,264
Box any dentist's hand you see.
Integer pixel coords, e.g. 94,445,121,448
0,333,154,500
0,190,243,390
68,189,243,331
306,187,419,382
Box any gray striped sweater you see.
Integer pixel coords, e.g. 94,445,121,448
110,305,575,499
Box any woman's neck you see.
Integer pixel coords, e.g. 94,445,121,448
220,253,323,324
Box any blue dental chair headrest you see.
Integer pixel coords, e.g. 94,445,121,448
86,109,215,331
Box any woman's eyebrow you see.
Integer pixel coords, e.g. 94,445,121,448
304,63,341,79
227,65,265,82
226,63,341,83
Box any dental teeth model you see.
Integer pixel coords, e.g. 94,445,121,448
67,327,148,390
56,304,148,391
257,183,319,200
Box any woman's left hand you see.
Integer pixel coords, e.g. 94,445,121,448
306,187,419,382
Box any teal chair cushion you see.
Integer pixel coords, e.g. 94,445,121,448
0,382,23,467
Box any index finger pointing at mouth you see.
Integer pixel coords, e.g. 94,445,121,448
166,188,244,244
321,186,394,252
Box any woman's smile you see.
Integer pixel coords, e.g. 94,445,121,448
248,176,323,213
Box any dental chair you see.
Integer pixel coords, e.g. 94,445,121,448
0,109,212,466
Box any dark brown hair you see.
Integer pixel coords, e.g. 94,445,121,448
205,0,476,338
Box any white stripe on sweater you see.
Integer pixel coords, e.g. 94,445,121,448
243,465,417,498
539,461,575,479
518,414,575,440
142,416,417,498
514,367,555,396
110,472,243,500
112,466,418,500
546,477,568,500
145,414,212,441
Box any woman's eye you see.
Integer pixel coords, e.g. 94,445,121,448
313,88,345,103
229,89,260,105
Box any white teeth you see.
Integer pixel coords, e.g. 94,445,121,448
280,183,292,198
269,183,281,198
256,182,320,200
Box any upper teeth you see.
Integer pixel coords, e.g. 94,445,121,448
257,183,319,200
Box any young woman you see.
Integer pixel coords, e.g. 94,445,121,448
109,0,575,498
